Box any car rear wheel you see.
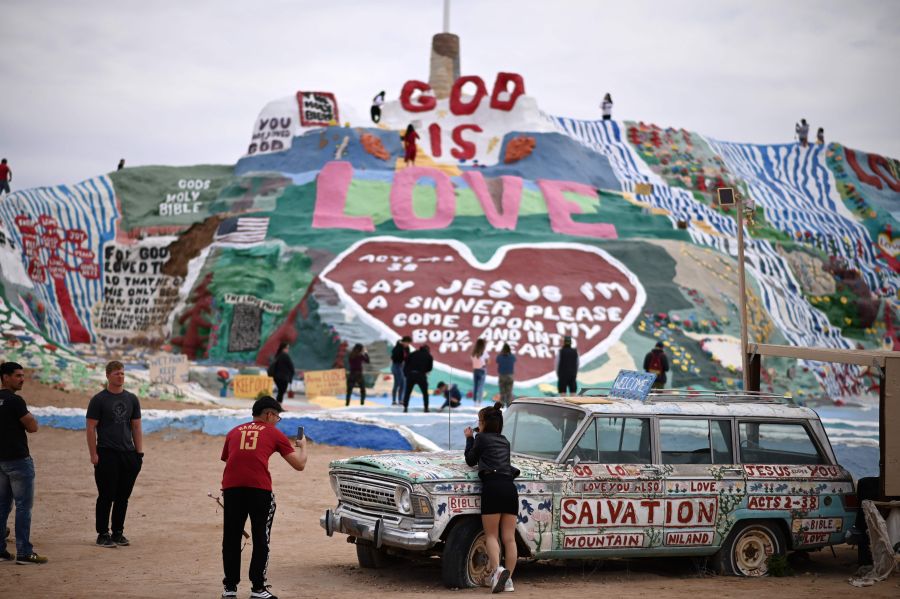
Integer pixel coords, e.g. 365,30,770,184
441,518,491,588
714,521,785,576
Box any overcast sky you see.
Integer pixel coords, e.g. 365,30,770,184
1,0,898,190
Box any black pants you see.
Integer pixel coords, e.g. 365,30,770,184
402,372,429,412
346,371,366,405
94,448,142,535
274,379,288,403
222,487,276,589
557,375,577,394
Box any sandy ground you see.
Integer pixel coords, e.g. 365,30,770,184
3,386,898,598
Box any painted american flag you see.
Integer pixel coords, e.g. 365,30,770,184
214,216,269,244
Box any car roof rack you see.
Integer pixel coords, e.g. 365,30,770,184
576,386,797,406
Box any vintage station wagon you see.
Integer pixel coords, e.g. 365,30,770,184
320,391,858,587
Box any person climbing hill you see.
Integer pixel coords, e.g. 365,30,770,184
371,91,385,124
643,342,670,389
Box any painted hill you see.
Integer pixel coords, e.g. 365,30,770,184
1,72,897,402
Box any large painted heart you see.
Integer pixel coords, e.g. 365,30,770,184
319,237,646,386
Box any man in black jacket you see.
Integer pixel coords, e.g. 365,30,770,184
402,345,433,413
555,336,579,396
642,341,670,389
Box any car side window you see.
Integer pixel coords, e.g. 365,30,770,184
568,419,599,462
597,417,651,464
660,418,712,464
738,421,826,465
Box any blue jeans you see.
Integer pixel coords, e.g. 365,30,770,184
472,368,486,404
0,456,35,556
391,363,406,404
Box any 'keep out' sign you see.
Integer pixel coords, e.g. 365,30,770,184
319,237,646,385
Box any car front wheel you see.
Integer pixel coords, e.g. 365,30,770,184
441,517,491,588
714,521,785,576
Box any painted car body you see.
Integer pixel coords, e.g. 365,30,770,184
320,395,857,578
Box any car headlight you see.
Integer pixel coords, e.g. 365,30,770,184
395,486,412,513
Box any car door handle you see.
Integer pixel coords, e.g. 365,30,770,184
720,466,743,474
640,466,662,475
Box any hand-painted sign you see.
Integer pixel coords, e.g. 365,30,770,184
319,238,645,385
665,530,713,546
297,91,339,127
563,533,644,549
744,465,844,479
608,370,657,401
560,497,717,528
746,495,819,511
792,517,842,533
233,374,273,399
575,479,663,494
448,495,480,513
304,368,347,398
148,353,189,385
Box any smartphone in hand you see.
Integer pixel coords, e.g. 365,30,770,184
297,426,305,441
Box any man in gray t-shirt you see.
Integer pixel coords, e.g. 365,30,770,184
86,361,143,548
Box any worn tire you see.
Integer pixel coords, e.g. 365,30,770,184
356,543,391,569
713,521,785,576
441,518,491,588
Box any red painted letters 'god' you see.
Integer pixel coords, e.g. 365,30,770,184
399,80,437,113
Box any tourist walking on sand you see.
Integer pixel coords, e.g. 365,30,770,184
495,343,516,407
403,344,433,413
470,338,489,405
390,336,412,406
600,93,613,121
267,343,295,404
555,336,579,396
0,361,48,565
795,119,810,147
402,124,419,166
0,159,12,196
220,397,307,599
643,341,670,390
345,343,370,406
464,403,518,593
86,361,143,549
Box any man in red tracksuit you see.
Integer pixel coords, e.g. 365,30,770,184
220,397,307,599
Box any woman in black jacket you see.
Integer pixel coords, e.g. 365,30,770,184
464,402,518,593
268,342,295,404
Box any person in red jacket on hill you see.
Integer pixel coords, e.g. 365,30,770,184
402,124,419,166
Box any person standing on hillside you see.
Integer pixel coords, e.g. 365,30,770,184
402,124,419,166
470,338,489,406
117,158,125,171
816,127,825,145
86,361,143,549
795,119,810,147
555,336,579,396
0,361,48,565
600,93,613,121
390,336,411,406
267,343,295,405
220,397,307,599
0,159,12,196
403,344,433,412
495,343,517,407
643,341,670,390
370,91,385,124
345,343,370,406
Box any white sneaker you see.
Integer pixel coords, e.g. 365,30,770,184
490,567,510,594
504,578,514,592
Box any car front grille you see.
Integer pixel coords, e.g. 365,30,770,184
337,474,399,511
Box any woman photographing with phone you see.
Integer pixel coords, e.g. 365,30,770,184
464,402,518,593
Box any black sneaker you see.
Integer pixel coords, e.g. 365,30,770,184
0,549,13,561
15,552,48,565
250,587,277,599
96,533,116,548
221,585,237,598
111,533,130,546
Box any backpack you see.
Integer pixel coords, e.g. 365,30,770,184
647,351,663,375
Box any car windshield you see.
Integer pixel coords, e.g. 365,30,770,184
505,402,586,460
